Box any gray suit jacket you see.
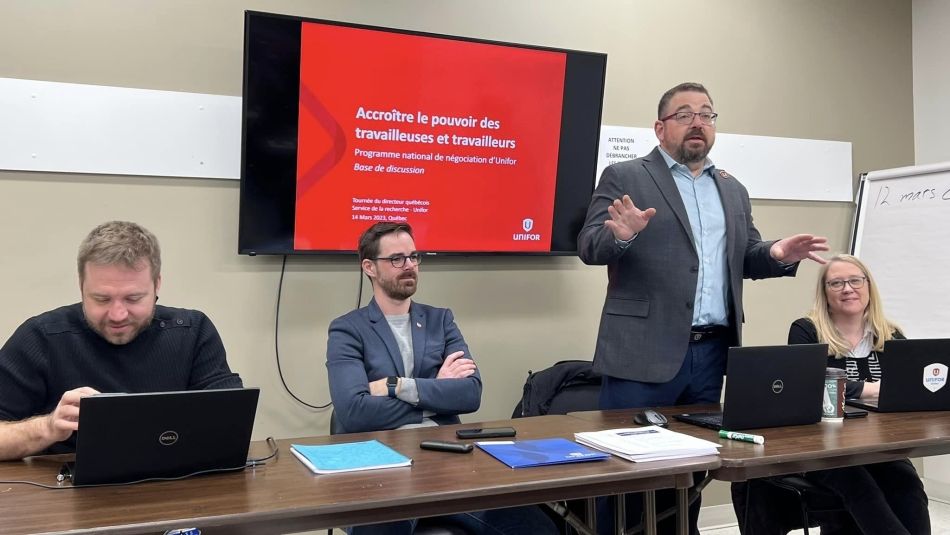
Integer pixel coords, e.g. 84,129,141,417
326,298,482,433
578,147,796,383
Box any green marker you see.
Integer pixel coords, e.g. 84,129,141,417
719,430,765,445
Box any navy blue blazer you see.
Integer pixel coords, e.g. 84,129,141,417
326,298,482,433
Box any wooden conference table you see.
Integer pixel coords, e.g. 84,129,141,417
0,415,718,535
568,404,950,481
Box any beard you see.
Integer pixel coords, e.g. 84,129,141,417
378,271,418,301
85,309,154,345
674,127,712,165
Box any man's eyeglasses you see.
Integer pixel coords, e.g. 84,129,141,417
371,253,422,268
660,111,718,126
825,276,867,292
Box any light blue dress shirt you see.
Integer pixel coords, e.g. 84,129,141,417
658,147,729,327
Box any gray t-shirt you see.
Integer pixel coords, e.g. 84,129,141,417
386,313,436,428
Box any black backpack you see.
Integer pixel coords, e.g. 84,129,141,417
513,360,602,418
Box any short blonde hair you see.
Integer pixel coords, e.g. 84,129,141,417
77,221,161,285
806,254,898,357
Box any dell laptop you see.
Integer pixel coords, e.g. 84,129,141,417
675,344,827,431
847,338,950,412
70,388,260,485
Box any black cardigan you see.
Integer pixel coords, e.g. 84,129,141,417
787,317,904,399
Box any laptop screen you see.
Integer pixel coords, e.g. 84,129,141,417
72,388,259,485
676,344,827,431
720,344,827,430
849,339,950,412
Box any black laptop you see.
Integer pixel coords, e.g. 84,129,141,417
70,388,260,485
847,339,950,412
675,344,827,431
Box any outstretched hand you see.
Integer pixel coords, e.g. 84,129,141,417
605,195,656,241
770,234,829,264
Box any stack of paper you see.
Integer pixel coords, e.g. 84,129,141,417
574,426,720,462
290,440,412,474
476,438,610,468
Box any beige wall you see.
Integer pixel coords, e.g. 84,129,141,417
913,0,950,488
914,0,950,165
0,0,913,512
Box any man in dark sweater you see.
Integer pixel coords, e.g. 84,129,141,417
0,221,242,460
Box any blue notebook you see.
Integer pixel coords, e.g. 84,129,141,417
290,440,412,474
476,438,609,468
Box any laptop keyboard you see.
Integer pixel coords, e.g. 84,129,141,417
683,412,723,426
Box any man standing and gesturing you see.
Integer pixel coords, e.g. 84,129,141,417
578,82,828,534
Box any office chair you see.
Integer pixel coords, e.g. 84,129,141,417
513,360,600,533
735,476,852,535
329,409,346,435
763,475,852,535
514,359,714,534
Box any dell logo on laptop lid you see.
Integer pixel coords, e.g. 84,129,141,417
772,380,784,394
159,431,180,446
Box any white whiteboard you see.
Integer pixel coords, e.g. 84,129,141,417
0,77,241,180
853,161,950,338
598,125,853,201
1,78,853,201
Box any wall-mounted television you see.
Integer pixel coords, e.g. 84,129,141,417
239,10,607,255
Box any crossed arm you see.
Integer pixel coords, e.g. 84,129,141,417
367,352,477,396
326,312,482,433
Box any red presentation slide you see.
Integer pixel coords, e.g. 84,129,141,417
294,22,567,252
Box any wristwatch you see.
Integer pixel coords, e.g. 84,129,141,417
386,376,399,397
615,233,638,250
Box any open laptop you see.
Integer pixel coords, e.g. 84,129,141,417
847,338,950,412
675,344,827,431
70,388,260,485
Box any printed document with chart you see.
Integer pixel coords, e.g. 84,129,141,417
575,426,720,462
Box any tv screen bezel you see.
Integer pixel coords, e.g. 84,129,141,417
239,10,607,257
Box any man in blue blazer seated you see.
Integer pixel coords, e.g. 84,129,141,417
326,222,557,535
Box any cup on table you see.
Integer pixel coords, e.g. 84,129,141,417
822,367,847,421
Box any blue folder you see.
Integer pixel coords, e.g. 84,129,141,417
476,438,609,468
291,439,412,474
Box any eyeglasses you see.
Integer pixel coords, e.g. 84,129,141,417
371,253,422,268
825,276,867,292
660,111,718,126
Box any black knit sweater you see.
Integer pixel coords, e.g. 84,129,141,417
0,303,242,453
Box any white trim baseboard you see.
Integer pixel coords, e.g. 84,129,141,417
698,503,738,531
923,476,950,504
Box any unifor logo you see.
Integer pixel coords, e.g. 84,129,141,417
923,363,948,393
159,430,179,446
522,218,534,232
771,380,784,394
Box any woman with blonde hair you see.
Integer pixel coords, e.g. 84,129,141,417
786,254,929,534
789,254,898,399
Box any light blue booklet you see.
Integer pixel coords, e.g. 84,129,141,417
290,440,412,474
476,438,609,468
